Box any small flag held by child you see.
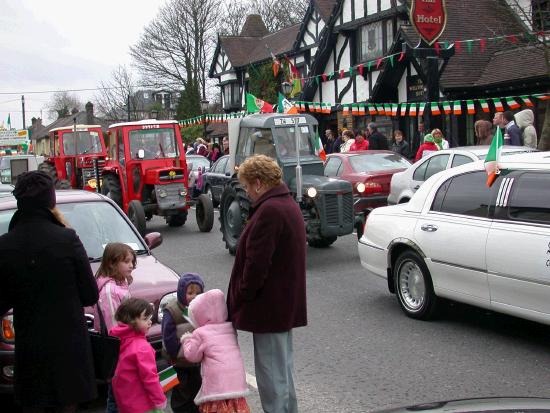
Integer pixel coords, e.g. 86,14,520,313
159,365,180,393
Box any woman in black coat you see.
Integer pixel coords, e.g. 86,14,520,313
0,171,99,412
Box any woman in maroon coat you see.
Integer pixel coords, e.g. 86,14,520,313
227,155,306,413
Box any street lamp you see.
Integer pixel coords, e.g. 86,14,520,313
200,99,209,140
281,81,292,96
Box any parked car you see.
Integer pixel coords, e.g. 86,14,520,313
0,155,44,185
388,145,536,205
358,151,550,324
324,151,411,237
202,155,231,208
186,154,212,197
0,190,179,393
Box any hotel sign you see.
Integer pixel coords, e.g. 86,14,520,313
410,0,447,46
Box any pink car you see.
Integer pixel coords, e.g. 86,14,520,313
0,190,179,393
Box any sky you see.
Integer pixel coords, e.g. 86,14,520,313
0,0,165,129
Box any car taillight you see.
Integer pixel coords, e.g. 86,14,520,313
363,181,383,195
1,315,14,343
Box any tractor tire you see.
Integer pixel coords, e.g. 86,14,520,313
101,174,122,207
196,194,214,233
219,180,250,255
307,235,337,248
167,210,188,227
205,185,219,208
38,162,68,189
128,200,147,236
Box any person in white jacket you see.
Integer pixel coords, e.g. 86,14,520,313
515,109,538,149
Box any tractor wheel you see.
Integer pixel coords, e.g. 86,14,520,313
307,235,337,248
167,210,188,227
205,185,219,208
128,200,147,236
101,174,122,207
38,162,68,189
219,180,250,255
196,194,214,233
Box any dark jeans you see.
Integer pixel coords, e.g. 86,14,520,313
171,366,201,413
105,383,118,413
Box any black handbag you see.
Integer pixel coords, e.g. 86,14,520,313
89,304,120,381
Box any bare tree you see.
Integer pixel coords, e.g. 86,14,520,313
219,0,252,35
252,0,308,32
130,0,221,99
94,65,140,121
47,92,82,119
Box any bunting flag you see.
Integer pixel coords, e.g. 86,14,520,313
391,104,398,117
322,103,332,114
453,100,462,115
467,100,475,115
343,105,350,115
493,98,504,112
384,104,392,116
535,93,550,100
351,104,360,116
520,96,534,107
418,102,426,116
442,101,452,115
376,104,385,115
368,104,377,115
479,99,490,113
506,97,521,109
400,103,407,116
409,103,417,117
431,102,441,115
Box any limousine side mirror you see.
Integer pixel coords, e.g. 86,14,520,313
144,232,163,250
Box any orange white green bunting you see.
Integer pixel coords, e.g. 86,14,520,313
506,97,520,109
535,94,550,100
442,101,452,114
409,103,417,117
484,127,503,187
368,104,377,115
493,98,504,112
418,102,426,116
358,104,366,116
400,103,407,116
343,105,350,115
431,102,441,115
391,104,398,116
520,96,534,107
479,99,490,112
467,100,475,114
453,101,462,115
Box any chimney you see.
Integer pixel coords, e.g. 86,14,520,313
85,102,94,124
71,107,79,115
31,117,37,127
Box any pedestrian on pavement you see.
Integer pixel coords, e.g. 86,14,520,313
332,130,343,153
222,136,230,155
412,121,425,155
196,138,208,157
162,273,204,413
391,130,410,158
502,111,522,145
340,130,355,152
94,242,137,413
350,130,370,151
515,109,538,148
475,120,494,145
324,129,336,154
367,122,389,150
415,134,439,161
110,298,167,413
181,289,250,413
0,171,99,413
227,155,307,413
431,128,450,149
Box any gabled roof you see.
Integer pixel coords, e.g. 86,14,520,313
314,0,339,21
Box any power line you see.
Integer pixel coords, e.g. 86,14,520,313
0,83,182,95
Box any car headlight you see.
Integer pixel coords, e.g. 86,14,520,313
1,314,14,344
356,182,366,193
157,292,177,322
158,188,167,198
306,187,317,198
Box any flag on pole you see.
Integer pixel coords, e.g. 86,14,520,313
7,114,11,130
442,101,452,114
159,366,180,393
505,97,520,110
479,99,490,113
431,102,441,115
277,93,298,114
467,100,475,114
484,127,503,187
520,96,534,107
409,103,417,117
313,132,326,161
246,93,273,113
492,98,504,112
453,101,462,115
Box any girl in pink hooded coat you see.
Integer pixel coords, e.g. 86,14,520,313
181,289,250,413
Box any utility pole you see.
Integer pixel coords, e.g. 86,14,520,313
21,95,26,129
127,94,131,121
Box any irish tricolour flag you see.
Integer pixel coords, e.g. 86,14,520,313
159,365,180,393
314,132,326,161
484,127,503,187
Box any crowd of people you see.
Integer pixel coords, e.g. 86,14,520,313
185,136,230,164
323,107,538,163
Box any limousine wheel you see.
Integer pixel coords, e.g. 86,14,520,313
394,250,438,320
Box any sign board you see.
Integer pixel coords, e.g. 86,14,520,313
274,117,307,126
410,0,447,46
0,129,30,146
407,75,426,102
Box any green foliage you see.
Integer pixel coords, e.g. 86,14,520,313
180,125,204,144
177,79,202,120
248,62,281,105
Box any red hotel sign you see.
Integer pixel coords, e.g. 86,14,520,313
410,0,447,46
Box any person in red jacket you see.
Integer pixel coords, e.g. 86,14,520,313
415,133,439,161
350,132,370,151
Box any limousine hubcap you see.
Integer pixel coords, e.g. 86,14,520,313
399,261,426,311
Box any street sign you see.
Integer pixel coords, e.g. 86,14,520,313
0,129,30,146
410,0,447,46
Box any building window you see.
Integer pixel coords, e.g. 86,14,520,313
223,83,241,108
357,21,383,62
386,19,394,51
532,0,550,31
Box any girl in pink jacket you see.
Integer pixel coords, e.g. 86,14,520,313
110,298,167,413
181,289,250,413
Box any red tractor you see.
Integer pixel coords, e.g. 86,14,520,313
38,125,107,190
101,119,213,235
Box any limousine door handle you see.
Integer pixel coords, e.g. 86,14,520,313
413,185,420,190
421,224,438,232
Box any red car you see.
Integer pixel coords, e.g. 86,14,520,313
0,190,179,393
324,150,411,236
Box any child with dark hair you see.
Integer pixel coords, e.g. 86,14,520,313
110,298,167,413
162,273,205,413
